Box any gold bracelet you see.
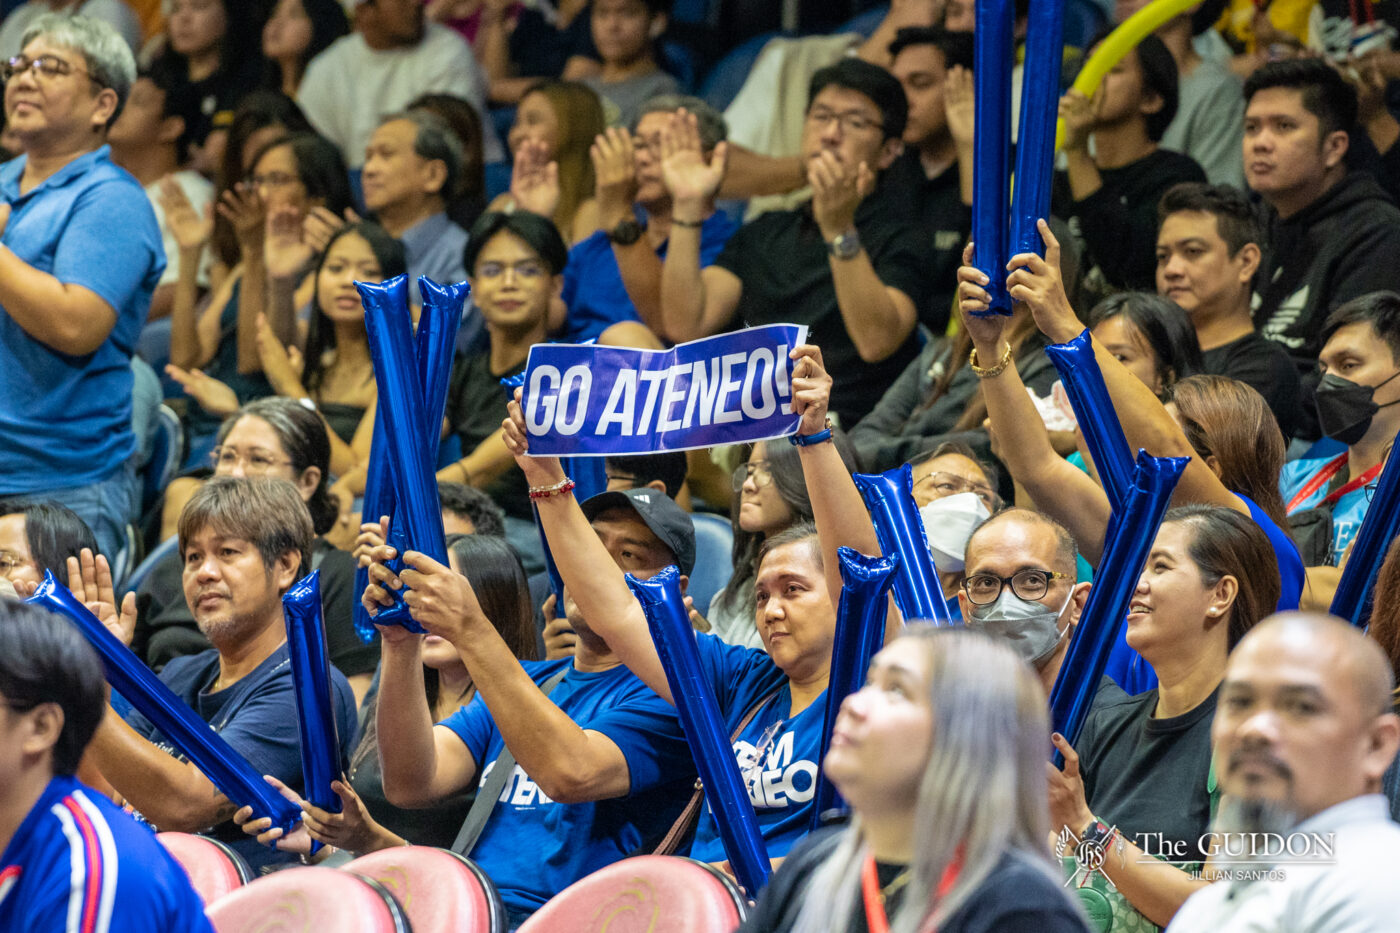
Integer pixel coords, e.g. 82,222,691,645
969,342,1013,379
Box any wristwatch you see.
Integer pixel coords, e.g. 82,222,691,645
827,228,861,260
607,217,646,246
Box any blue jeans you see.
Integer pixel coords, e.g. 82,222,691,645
36,465,134,562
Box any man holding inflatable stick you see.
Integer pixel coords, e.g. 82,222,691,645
501,343,898,873
80,477,358,873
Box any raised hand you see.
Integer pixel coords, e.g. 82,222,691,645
255,313,306,397
1006,219,1079,344
945,65,975,147
395,550,484,644
955,241,1010,348
158,176,212,252
265,203,315,283
510,139,561,219
590,128,639,227
165,364,239,416
67,550,136,647
353,516,389,569
502,388,569,487
303,206,357,256
659,108,727,209
788,344,833,436
1057,89,1096,154
808,149,873,240
217,182,266,255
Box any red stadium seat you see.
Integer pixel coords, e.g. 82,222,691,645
205,866,410,933
516,856,748,933
156,832,253,905
344,846,506,933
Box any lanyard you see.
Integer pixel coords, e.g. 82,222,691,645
861,847,963,933
1286,453,1349,512
1324,462,1383,506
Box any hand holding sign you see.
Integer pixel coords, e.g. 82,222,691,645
503,389,569,481
788,345,833,435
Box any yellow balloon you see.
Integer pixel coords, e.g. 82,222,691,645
1054,0,1203,150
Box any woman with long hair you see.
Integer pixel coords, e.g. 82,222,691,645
708,434,861,650
0,500,99,589
1048,505,1280,929
742,628,1088,933
1087,291,1202,401
957,225,1303,610
492,80,605,244
261,0,347,98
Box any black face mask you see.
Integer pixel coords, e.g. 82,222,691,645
1315,371,1400,445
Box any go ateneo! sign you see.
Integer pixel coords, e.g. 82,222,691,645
521,325,809,456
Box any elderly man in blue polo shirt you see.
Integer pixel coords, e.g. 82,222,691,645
0,14,163,559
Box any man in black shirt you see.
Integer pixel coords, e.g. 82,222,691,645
882,26,976,335
658,58,934,428
1155,182,1302,438
1055,33,1206,293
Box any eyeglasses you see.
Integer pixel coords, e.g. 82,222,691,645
476,259,546,281
962,569,1069,606
731,460,774,493
913,471,1001,510
2,54,102,86
0,551,34,578
246,170,300,192
210,446,293,474
805,107,883,134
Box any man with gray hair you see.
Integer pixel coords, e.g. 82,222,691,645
0,14,163,561
558,94,736,346
362,109,469,304
1168,612,1400,932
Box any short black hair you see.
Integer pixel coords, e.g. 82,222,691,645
139,66,199,164
887,26,976,71
1157,182,1263,256
438,482,506,538
0,602,106,776
1243,58,1358,138
1089,291,1203,394
908,439,1001,495
1135,33,1180,142
1321,291,1400,363
604,453,688,499
808,58,908,141
464,211,569,277
0,500,97,581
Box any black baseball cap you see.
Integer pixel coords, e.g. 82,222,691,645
580,488,696,577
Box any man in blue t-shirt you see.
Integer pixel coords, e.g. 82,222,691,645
0,602,211,932
0,14,164,559
562,95,736,347
1280,293,1400,604
366,487,698,926
87,477,357,873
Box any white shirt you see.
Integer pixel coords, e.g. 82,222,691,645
0,0,143,60
1168,795,1400,933
296,23,504,169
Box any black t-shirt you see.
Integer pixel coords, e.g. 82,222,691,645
444,351,530,519
1054,148,1207,291
1200,330,1303,440
1077,685,1218,864
510,5,597,78
714,188,934,427
878,148,971,335
742,826,1090,933
349,735,475,850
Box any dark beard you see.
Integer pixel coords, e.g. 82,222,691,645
1212,794,1299,838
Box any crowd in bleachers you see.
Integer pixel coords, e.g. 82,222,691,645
10,0,1400,930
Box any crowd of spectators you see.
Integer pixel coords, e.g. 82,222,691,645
10,0,1400,930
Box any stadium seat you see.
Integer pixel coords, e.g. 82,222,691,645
122,533,178,598
156,832,253,905
343,847,506,933
516,856,747,933
205,866,410,933
686,512,735,616
142,404,185,518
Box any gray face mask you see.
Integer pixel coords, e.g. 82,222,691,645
968,588,1074,666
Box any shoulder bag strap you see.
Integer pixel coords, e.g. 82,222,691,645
652,686,782,856
451,667,570,856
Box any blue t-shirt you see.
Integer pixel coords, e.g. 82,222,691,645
687,634,824,864
1281,453,1370,566
441,658,693,916
0,775,212,933
0,145,164,492
559,210,737,344
1239,492,1304,609
122,642,359,873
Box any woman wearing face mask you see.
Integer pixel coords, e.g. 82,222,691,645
741,627,1088,933
1048,505,1279,930
709,434,862,650
957,227,1302,610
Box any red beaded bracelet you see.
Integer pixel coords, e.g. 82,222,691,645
528,478,576,500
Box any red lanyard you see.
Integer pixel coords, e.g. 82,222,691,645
1286,453,1349,512
861,847,964,933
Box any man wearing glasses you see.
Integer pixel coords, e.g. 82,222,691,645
0,14,163,561
958,507,1090,696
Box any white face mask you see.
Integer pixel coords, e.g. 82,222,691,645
919,492,992,573
968,587,1075,665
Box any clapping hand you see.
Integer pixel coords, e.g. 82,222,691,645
510,140,561,219
165,364,239,416
659,108,728,209
67,549,137,647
